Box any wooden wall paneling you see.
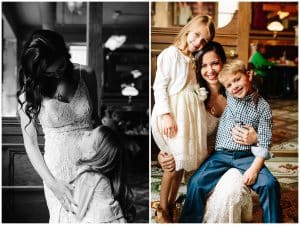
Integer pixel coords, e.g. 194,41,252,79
2,118,45,144
2,143,46,222
2,144,10,185
250,30,296,46
2,144,44,186
2,116,46,222
237,2,251,63
87,2,103,119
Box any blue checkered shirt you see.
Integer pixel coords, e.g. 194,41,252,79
215,92,272,159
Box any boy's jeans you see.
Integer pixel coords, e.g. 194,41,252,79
180,150,281,223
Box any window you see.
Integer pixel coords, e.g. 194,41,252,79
69,44,87,65
2,17,18,117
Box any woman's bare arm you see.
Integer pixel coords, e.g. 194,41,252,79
18,100,76,213
19,102,55,186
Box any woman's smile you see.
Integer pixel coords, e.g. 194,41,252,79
206,73,218,81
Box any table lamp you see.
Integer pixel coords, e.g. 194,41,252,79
267,21,284,38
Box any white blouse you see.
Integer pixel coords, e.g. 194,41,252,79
72,168,125,223
153,45,191,115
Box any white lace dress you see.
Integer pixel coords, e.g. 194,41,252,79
38,70,93,223
203,112,253,223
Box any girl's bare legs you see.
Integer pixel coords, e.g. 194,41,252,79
158,170,175,222
168,170,184,223
158,169,183,223
168,169,184,203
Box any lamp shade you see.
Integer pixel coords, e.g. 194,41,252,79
267,21,284,32
131,69,142,79
121,85,139,96
104,35,127,51
277,11,290,20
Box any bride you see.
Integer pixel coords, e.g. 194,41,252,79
17,30,99,222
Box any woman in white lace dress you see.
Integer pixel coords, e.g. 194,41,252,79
158,41,258,223
17,30,99,222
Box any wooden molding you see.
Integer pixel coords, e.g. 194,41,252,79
216,11,238,35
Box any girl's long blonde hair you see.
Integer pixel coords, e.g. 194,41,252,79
174,15,215,53
76,126,135,221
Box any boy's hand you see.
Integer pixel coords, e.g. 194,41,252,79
161,113,178,138
243,167,258,186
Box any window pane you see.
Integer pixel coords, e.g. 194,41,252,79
2,18,18,117
69,44,87,65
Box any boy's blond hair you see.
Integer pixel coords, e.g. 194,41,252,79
218,59,248,85
174,15,215,52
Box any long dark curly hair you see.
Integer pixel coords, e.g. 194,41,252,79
193,41,227,106
17,30,74,127
75,126,136,221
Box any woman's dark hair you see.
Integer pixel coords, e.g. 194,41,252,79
76,126,135,221
193,41,227,106
17,29,74,127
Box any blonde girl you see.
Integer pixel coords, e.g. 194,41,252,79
69,126,135,223
151,15,215,223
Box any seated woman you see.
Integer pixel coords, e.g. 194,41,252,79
158,41,258,223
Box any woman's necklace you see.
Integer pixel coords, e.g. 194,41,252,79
207,94,225,116
207,101,216,115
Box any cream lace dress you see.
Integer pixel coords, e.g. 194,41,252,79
203,112,253,223
151,62,208,172
38,68,93,223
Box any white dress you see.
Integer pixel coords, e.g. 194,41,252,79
38,69,93,223
151,62,208,172
203,112,253,223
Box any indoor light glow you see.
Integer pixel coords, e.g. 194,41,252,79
104,35,127,51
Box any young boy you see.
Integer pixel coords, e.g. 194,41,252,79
180,60,281,223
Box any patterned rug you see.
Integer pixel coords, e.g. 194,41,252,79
151,99,298,223
151,157,298,223
270,99,298,156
